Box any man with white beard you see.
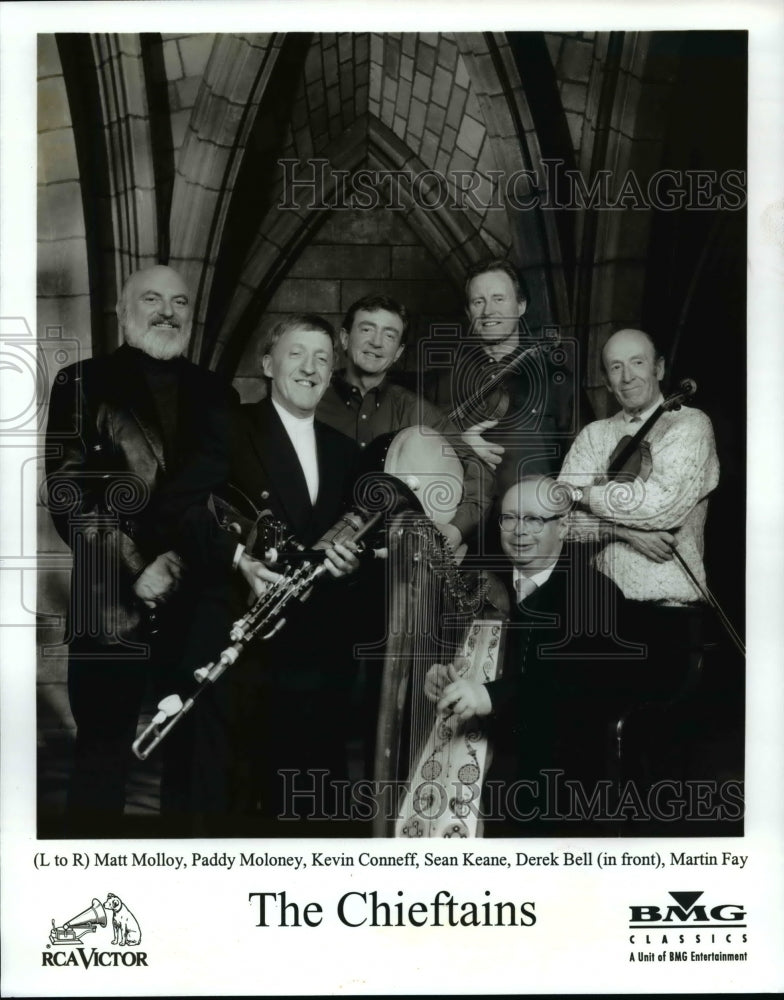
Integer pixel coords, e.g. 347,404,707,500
44,264,252,835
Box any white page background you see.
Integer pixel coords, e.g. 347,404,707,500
1,2,782,995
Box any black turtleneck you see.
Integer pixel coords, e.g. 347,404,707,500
134,348,182,466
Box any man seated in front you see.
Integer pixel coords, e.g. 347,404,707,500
425,475,645,835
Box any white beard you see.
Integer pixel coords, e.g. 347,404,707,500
124,317,191,360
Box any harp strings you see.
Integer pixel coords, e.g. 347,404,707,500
405,518,462,824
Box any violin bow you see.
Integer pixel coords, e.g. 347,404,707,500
602,375,744,655
671,548,746,657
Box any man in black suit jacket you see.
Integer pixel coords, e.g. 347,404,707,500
44,265,240,835
426,475,649,835
175,314,361,835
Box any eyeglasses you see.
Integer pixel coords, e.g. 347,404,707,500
499,513,561,534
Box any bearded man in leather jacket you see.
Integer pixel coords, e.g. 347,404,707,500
44,264,243,835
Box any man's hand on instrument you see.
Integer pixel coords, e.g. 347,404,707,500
237,551,284,598
615,525,678,563
461,420,505,469
436,671,492,721
133,550,184,608
321,540,361,579
437,522,467,564
424,662,453,702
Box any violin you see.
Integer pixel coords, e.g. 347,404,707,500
604,378,697,482
447,317,558,428
601,377,745,657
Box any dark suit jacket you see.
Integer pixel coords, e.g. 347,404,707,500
229,396,358,549
485,544,647,787
45,343,237,652
167,398,362,825
201,397,361,693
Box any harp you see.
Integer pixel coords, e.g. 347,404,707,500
372,506,506,837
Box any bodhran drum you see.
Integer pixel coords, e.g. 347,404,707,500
356,425,464,527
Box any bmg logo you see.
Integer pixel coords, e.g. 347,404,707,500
629,891,745,924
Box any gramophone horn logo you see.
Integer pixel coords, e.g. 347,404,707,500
49,893,141,947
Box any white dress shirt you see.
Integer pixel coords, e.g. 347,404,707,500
513,561,557,603
272,398,319,505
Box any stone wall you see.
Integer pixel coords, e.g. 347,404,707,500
34,29,747,738
233,207,460,402
37,35,90,734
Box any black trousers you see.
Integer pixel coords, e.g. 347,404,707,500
65,618,186,837
160,580,355,837
482,602,706,837
66,657,148,828
161,675,352,837
621,601,705,696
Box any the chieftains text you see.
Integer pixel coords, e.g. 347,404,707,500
248,889,537,928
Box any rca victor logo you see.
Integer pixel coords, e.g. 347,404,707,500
44,893,148,967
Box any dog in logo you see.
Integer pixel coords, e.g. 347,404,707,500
103,893,141,946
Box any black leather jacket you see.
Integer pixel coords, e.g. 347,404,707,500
45,343,236,650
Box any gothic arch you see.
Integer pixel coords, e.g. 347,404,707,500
90,34,159,282
168,33,286,360
56,33,159,353
453,31,572,331
209,113,500,374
